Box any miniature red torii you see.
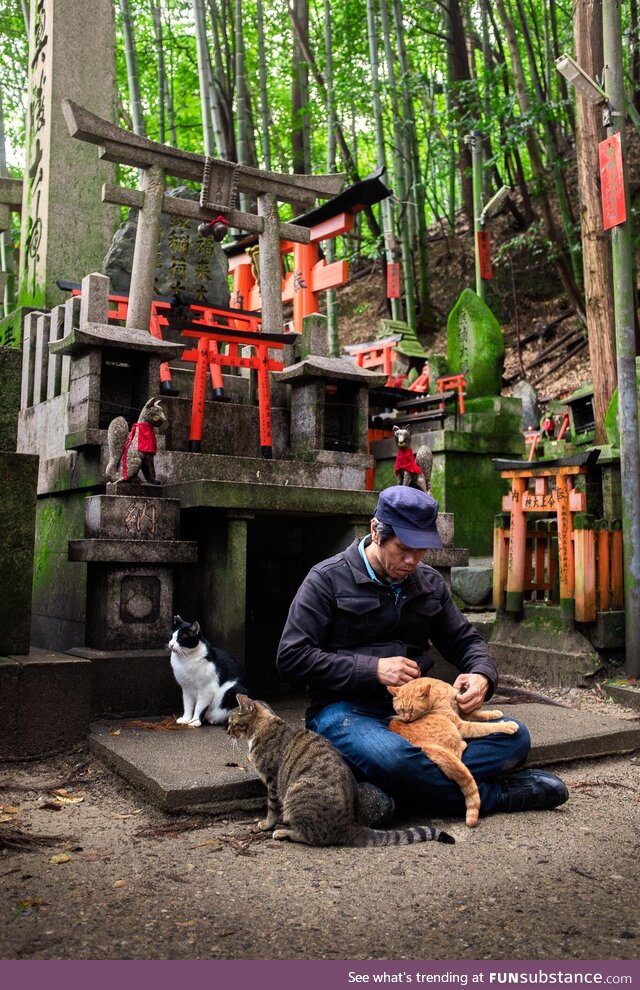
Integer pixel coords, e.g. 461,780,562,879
228,211,353,333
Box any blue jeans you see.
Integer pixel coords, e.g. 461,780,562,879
308,701,531,818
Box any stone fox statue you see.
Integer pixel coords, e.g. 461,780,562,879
106,397,167,485
393,425,433,494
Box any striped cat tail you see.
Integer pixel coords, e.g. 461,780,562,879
353,825,455,847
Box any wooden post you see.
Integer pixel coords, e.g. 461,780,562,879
126,165,165,333
189,335,210,452
597,519,611,612
574,513,596,623
256,343,273,457
611,519,624,609
505,478,527,612
231,260,256,325
555,472,575,621
493,513,510,609
293,241,319,332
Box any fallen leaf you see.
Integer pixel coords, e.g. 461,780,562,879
109,729,121,736
112,879,127,889
0,814,17,823
189,839,223,850
175,920,197,927
40,802,64,812
1,806,19,814
17,898,46,909
49,853,71,865
47,792,84,805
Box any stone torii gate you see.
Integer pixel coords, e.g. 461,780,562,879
61,100,345,339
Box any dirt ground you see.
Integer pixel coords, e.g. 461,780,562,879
1,687,639,962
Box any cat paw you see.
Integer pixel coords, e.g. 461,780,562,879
187,718,202,727
176,716,190,724
257,819,275,831
501,721,520,734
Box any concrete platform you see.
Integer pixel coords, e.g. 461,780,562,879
88,698,640,813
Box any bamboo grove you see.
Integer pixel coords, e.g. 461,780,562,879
0,0,639,361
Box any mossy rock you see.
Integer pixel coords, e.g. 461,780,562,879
446,288,505,399
604,357,640,448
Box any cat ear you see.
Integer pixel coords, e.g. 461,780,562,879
236,694,254,712
387,686,399,695
420,683,432,697
190,621,200,636
173,614,183,628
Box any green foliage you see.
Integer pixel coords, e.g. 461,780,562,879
0,0,637,299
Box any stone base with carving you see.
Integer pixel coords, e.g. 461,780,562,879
69,494,197,652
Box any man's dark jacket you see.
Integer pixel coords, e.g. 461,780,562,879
276,538,498,719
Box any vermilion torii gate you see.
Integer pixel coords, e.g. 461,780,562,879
61,100,345,340
226,168,392,334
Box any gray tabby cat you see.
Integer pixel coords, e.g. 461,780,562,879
227,694,454,848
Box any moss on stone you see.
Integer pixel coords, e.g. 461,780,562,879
447,288,505,399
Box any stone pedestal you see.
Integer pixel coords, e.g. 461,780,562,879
274,355,386,456
69,493,197,651
0,649,91,760
47,273,184,450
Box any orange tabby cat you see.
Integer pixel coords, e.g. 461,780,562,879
388,677,519,827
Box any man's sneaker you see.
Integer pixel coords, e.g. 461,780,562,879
356,782,396,827
496,768,569,813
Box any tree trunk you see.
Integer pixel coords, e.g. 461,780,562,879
367,0,402,322
151,2,165,143
291,0,311,177
445,0,474,225
379,0,416,328
207,0,235,159
630,0,640,112
286,4,381,240
256,0,272,170
234,0,250,210
575,0,617,441
118,0,146,137
192,0,216,155
324,0,340,353
495,0,586,320
391,0,434,330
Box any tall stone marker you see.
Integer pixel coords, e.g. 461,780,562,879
447,287,505,399
17,0,118,315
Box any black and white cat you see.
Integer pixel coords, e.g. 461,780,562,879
169,615,248,727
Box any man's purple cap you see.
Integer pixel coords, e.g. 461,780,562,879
374,486,443,549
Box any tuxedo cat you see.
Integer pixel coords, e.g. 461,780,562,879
169,615,248,727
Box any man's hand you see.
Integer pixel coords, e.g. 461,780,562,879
453,673,489,714
376,656,421,686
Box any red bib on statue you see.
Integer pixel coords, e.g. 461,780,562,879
395,448,421,475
